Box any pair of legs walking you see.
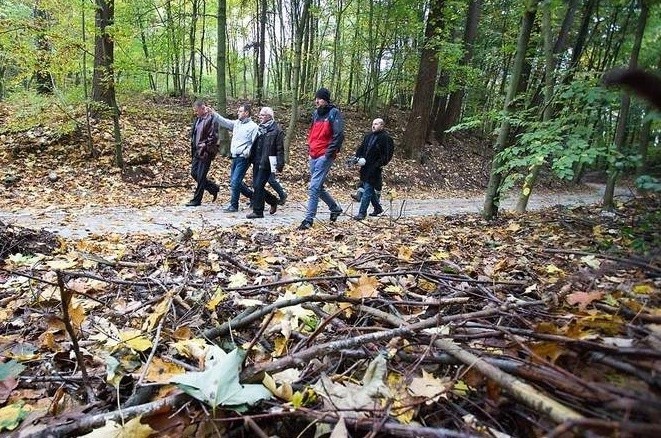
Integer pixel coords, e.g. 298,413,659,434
188,156,219,206
299,156,342,229
354,181,383,220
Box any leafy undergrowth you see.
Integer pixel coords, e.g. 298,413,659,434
0,197,659,437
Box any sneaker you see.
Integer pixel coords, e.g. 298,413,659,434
277,193,288,206
297,220,313,230
369,206,384,216
185,200,200,207
269,203,277,215
330,209,342,222
223,205,238,213
246,212,264,219
353,213,366,221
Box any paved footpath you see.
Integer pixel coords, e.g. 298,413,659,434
0,184,633,239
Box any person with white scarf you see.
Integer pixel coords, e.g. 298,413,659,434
246,107,285,219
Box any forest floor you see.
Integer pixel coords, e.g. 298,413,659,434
0,95,659,437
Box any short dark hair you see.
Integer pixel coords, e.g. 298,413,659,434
193,99,206,108
241,103,252,115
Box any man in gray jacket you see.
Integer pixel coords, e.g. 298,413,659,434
216,103,259,212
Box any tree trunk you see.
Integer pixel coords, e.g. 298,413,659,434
401,0,444,163
34,2,53,94
284,0,311,162
516,0,554,213
91,0,117,118
217,0,230,157
603,1,648,210
256,0,267,104
483,0,539,220
435,0,481,144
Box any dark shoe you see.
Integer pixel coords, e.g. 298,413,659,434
297,220,313,230
353,214,366,221
369,206,384,216
269,203,277,215
185,200,200,207
246,212,264,219
277,193,288,206
330,209,342,222
211,191,218,202
223,206,238,213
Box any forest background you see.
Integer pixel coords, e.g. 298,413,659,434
0,0,661,437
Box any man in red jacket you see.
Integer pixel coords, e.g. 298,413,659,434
298,88,344,230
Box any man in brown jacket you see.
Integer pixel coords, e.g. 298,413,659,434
186,99,220,206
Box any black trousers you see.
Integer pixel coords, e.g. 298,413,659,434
251,166,278,215
190,155,219,204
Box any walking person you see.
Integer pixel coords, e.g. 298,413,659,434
298,88,344,230
186,99,220,206
246,107,284,219
216,103,258,212
352,118,393,220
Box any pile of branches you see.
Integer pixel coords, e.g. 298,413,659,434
2,200,660,437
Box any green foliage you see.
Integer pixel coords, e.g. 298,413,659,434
635,175,661,193
0,90,80,136
494,75,616,186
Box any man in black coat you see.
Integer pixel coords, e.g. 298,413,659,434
246,107,285,219
353,118,393,220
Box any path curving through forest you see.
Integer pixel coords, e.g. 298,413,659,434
0,184,634,239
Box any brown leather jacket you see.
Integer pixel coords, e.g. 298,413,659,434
190,111,220,160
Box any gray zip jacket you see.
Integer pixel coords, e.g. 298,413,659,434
216,114,259,158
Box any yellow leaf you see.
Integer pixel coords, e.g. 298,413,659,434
69,300,86,331
119,330,152,352
262,373,294,401
347,275,380,299
206,287,227,310
142,296,171,332
140,357,185,383
452,381,469,396
295,283,315,296
545,264,564,275
506,222,521,232
409,370,451,403
272,335,289,357
291,391,304,408
430,250,450,261
80,416,155,438
632,283,655,295
0,402,31,431
172,338,208,366
397,246,414,261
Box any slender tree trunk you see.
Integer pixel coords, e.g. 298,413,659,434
603,1,648,210
483,0,539,220
284,0,311,161
91,0,118,116
216,0,229,156
516,0,554,213
256,0,267,103
80,0,95,157
435,0,481,144
34,1,53,94
401,0,444,163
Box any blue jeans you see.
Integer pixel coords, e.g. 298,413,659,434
268,174,287,200
358,182,382,216
229,157,250,209
305,156,341,223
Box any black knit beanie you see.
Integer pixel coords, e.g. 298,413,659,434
315,87,331,102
